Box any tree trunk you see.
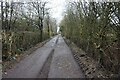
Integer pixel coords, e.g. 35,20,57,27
1,1,4,30
40,19,43,41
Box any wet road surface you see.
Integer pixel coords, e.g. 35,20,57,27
3,35,85,78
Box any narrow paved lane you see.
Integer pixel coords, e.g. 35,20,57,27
3,35,85,78
3,35,58,78
48,36,84,78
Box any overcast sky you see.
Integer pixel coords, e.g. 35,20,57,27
45,0,66,24
2,0,119,24
32,0,67,24
3,0,68,24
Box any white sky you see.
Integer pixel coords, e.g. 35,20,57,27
2,0,120,25
46,0,66,24
6,0,119,24
3,0,68,24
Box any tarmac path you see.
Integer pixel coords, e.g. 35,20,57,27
3,35,85,78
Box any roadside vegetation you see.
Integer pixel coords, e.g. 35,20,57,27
60,1,120,74
0,1,57,61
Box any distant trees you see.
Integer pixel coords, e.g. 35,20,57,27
60,1,120,74
44,14,57,37
31,1,48,41
0,1,57,61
